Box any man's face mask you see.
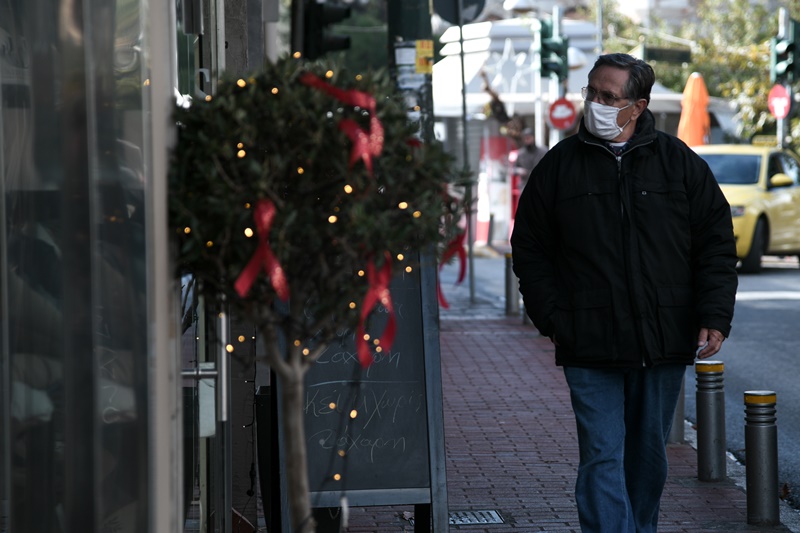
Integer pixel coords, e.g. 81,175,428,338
584,100,632,141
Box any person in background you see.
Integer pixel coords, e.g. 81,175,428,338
510,53,738,533
513,127,548,190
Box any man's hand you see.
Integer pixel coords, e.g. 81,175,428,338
696,328,725,359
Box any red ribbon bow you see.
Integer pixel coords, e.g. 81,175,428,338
437,231,467,309
234,199,290,301
356,253,396,368
299,72,384,174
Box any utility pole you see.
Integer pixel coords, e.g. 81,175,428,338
387,1,435,141
548,6,564,147
455,0,477,303
386,4,449,531
772,7,794,147
290,0,304,57
532,6,568,149
387,0,477,305
533,19,545,152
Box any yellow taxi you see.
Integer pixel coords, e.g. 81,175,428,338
693,143,800,273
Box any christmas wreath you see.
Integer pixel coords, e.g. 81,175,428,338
169,56,466,365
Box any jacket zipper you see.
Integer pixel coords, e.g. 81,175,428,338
615,154,644,366
617,156,623,215
586,138,655,367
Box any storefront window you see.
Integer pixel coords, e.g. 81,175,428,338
1,0,150,530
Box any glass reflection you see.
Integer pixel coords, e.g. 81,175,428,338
1,0,149,530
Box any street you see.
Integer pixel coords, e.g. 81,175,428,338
441,251,800,510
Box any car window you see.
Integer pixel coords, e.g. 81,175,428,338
768,154,784,178
779,153,800,185
701,154,761,185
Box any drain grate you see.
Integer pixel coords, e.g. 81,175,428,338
448,509,505,525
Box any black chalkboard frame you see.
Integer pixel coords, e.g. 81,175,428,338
274,249,449,531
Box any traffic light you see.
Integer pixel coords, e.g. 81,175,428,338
771,20,798,84
303,0,351,60
539,19,570,82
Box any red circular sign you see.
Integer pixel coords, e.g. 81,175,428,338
549,97,577,130
768,84,791,119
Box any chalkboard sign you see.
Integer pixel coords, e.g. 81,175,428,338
273,250,448,530
305,271,431,494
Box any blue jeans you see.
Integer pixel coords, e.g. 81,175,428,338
563,364,686,533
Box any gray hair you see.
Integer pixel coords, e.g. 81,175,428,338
588,53,655,104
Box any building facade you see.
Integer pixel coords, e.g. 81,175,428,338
0,0,275,530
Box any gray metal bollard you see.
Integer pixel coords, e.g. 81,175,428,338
695,361,726,482
668,376,686,443
504,253,520,316
744,390,780,526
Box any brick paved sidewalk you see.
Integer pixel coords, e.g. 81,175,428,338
344,312,796,532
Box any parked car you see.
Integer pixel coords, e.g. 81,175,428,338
693,144,800,273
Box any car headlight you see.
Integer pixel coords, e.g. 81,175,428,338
730,205,745,217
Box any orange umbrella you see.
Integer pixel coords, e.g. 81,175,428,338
677,72,710,147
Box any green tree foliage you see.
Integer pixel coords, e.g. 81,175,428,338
573,0,639,55
673,0,775,142
170,57,463,345
576,2,694,96
576,0,787,143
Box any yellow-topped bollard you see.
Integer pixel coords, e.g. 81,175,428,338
744,390,780,526
696,360,726,482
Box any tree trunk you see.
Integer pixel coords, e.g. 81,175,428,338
281,370,316,533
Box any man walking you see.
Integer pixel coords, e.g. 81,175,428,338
513,127,548,190
510,53,738,532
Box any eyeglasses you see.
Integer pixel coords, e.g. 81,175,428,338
581,87,630,106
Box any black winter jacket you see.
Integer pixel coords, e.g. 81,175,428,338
510,110,738,368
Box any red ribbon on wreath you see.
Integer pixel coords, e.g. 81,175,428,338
234,199,290,301
299,72,384,174
437,231,467,309
356,252,396,368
